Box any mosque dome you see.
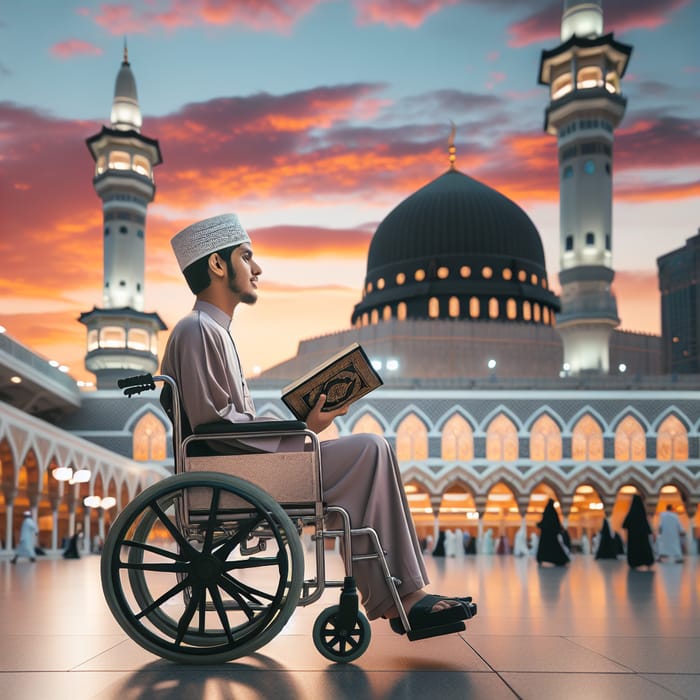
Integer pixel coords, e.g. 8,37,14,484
110,48,142,132
351,167,560,326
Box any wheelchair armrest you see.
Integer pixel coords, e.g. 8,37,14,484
193,420,307,435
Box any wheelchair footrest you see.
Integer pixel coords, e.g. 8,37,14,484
406,619,466,641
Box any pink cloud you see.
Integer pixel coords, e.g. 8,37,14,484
88,0,323,35
354,0,459,28
50,39,104,59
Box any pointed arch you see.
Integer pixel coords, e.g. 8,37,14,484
132,411,167,461
614,414,646,461
396,413,428,461
529,414,562,461
486,413,518,461
351,412,385,436
656,414,688,461
572,413,604,461
441,414,474,461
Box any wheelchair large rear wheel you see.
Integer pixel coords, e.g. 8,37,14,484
101,471,304,664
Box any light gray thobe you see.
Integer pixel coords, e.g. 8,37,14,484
160,300,428,619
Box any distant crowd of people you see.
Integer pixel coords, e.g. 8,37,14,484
424,498,689,571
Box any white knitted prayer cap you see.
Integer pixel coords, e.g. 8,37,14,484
171,213,251,271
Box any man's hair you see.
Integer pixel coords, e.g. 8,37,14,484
182,244,239,294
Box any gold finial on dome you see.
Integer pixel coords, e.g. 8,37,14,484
448,121,457,170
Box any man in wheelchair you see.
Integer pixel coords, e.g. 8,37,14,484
160,213,476,638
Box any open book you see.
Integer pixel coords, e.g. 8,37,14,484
281,343,383,421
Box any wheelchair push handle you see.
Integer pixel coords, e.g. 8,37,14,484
118,373,156,397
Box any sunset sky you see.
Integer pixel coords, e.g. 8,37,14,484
1,0,699,385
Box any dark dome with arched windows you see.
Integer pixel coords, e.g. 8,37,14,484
351,168,560,326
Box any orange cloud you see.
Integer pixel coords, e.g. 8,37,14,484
353,0,460,28
88,0,323,35
50,39,103,59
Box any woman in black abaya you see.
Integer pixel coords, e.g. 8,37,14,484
622,493,655,570
595,518,620,560
536,499,571,566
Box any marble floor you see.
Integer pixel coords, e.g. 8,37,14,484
1,550,699,700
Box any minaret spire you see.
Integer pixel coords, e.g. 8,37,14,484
123,37,128,64
80,51,165,388
448,121,457,171
538,1,632,375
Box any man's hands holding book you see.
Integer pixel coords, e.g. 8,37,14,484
304,393,349,434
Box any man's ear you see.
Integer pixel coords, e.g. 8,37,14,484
208,252,226,279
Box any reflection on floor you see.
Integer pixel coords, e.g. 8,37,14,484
1,551,699,699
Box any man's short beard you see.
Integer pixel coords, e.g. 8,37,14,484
226,260,257,305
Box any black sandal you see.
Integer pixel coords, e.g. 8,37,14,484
389,594,477,640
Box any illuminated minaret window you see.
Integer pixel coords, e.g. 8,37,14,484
538,0,632,375
79,45,166,389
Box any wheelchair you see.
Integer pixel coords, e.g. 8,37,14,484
101,373,476,665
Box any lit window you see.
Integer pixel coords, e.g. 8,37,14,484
396,414,428,461
87,330,99,352
572,415,603,461
396,272,406,285
460,266,471,278
488,297,499,318
469,297,480,318
530,415,562,461
530,273,538,285
383,305,391,321
482,266,493,279
127,328,149,352
506,298,517,319
352,413,384,436
366,282,373,293
100,326,126,348
543,307,550,324
518,270,527,282
441,415,473,461
108,150,130,170
377,278,385,290
415,269,426,282
397,302,407,320
370,309,379,325
502,268,513,281
437,266,449,279
449,296,459,318
551,73,573,100
533,303,541,322
133,412,167,461
615,415,646,461
133,155,151,177
486,414,518,461
428,297,439,318
523,301,531,321
656,415,688,461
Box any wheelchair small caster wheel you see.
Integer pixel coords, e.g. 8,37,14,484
312,604,371,663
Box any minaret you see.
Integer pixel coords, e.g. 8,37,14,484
80,46,166,389
538,0,632,374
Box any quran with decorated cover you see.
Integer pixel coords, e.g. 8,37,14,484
281,343,383,421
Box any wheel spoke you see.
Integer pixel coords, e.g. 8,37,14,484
221,572,276,603
122,539,187,561
175,583,202,645
216,576,258,620
120,561,190,573
208,584,235,642
149,500,198,556
224,556,279,571
135,577,191,620
213,513,265,560
202,488,222,553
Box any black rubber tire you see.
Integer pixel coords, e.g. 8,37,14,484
101,471,304,664
312,604,371,663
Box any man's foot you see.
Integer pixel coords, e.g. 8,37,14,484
389,594,476,636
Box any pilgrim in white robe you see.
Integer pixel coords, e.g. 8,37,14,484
161,300,429,619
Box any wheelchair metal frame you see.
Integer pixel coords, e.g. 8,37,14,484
105,372,413,663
